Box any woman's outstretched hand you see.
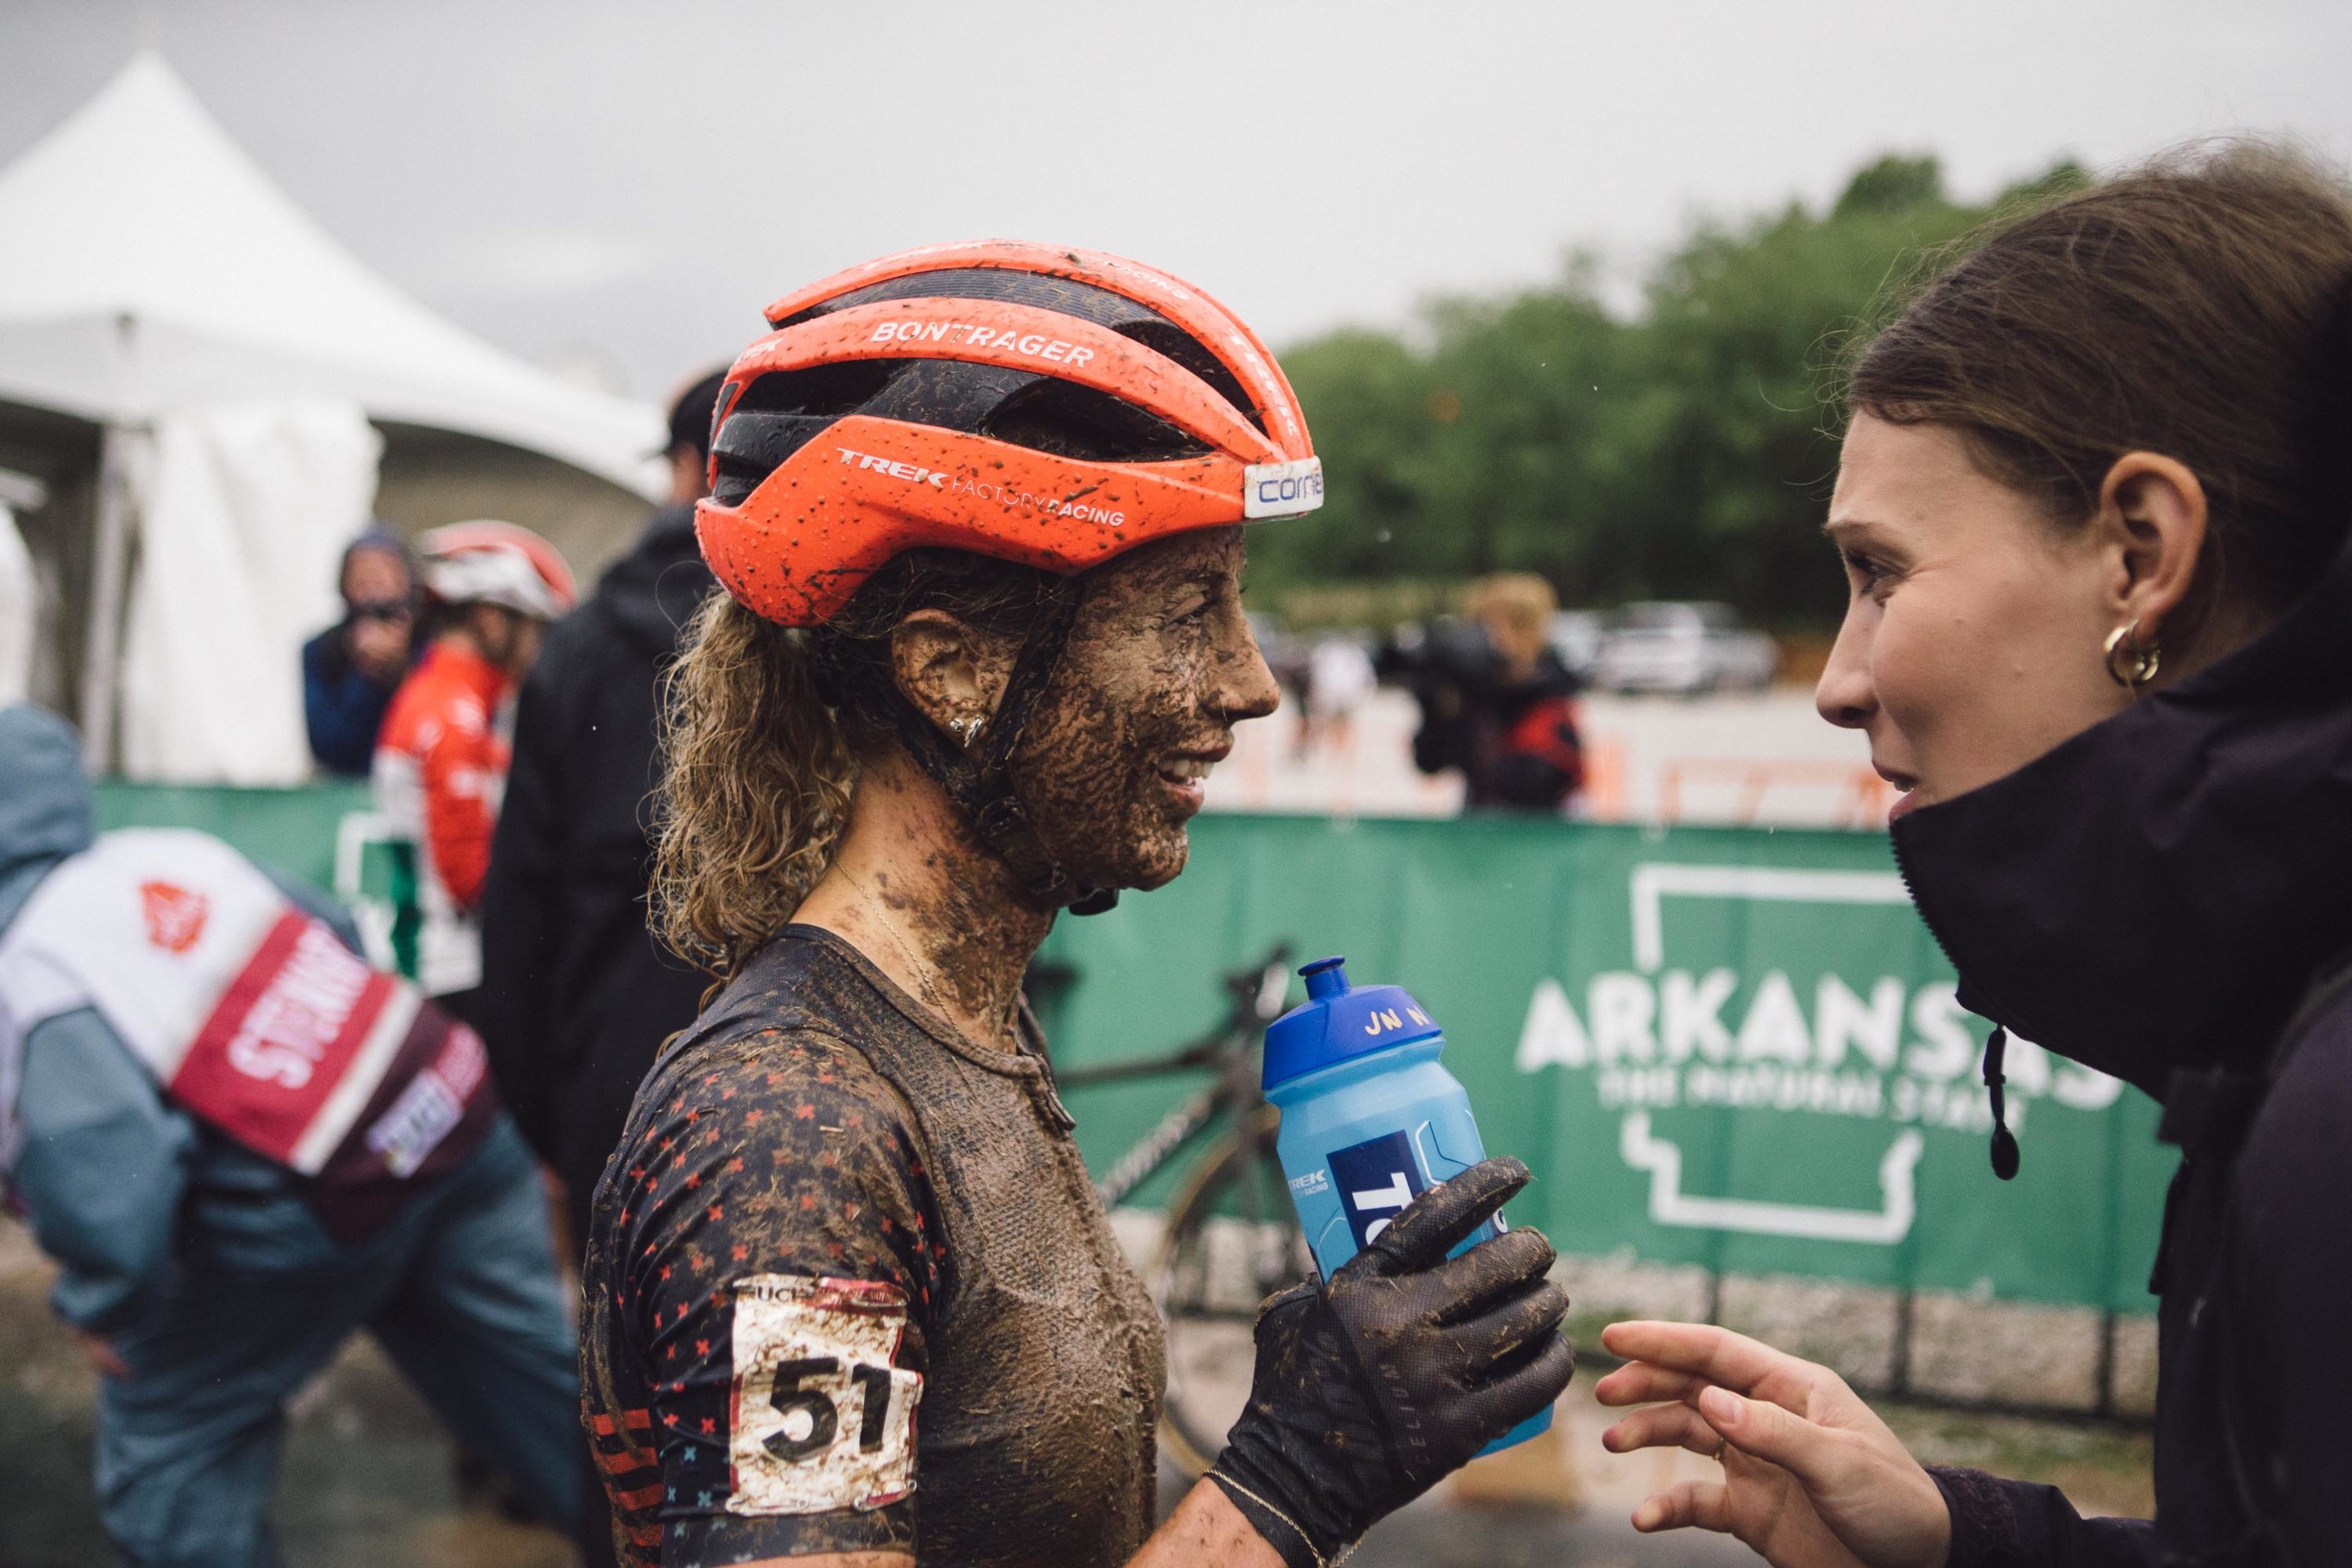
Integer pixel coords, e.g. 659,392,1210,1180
1593,1321,1950,1568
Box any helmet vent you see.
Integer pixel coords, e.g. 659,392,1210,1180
773,265,1268,437
1109,319,1265,437
714,354,1213,506
734,359,899,416
980,377,1208,463
710,412,840,506
708,360,909,506
774,267,1152,332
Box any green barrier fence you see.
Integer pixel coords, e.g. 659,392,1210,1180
92,786,2169,1315
95,780,372,892
1034,812,2172,1316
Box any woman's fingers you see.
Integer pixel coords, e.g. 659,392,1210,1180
1630,1478,1735,1535
1601,1327,1945,1568
1601,1400,1731,1459
1591,1361,1704,1407
1696,1383,1851,1493
1601,1320,1804,1396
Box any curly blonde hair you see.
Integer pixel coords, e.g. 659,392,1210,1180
653,549,1063,982
652,595,856,980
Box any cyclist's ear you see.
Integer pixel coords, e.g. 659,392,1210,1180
888,608,1018,742
1352,1157,1530,1276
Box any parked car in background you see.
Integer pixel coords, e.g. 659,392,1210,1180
1545,609,1604,682
1593,600,1776,693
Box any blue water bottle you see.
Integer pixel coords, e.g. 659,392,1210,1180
1261,955,1552,1453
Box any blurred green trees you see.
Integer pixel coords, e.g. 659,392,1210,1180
1257,153,2082,630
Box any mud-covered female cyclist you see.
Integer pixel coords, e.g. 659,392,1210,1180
579,243,1575,1568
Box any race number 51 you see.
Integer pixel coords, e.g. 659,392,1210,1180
728,1275,924,1515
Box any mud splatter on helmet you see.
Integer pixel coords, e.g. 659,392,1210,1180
695,240,1322,628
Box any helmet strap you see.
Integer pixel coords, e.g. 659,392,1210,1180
880,581,1120,917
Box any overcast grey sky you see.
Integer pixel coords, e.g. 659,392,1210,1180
6,0,2350,402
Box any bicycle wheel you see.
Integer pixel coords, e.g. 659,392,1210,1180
1151,1104,1316,1477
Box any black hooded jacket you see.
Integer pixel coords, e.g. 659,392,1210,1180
478,506,717,1245
1891,515,2352,1564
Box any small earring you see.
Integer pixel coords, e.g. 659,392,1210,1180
2104,621,2161,691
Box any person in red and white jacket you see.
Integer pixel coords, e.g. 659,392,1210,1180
374,522,575,1018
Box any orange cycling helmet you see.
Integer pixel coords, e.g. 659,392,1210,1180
695,239,1323,627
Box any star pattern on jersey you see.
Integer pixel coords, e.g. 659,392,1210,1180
580,1026,945,1555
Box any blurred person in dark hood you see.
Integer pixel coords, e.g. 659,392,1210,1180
301,528,414,776
476,367,725,1251
1594,145,2352,1567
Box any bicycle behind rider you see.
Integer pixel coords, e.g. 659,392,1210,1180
581,242,1576,1568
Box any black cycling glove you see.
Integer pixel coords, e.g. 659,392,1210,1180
1207,1156,1576,1567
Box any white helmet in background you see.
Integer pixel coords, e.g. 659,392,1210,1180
417,520,577,621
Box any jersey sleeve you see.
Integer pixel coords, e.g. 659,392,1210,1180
586,1029,947,1564
416,703,504,911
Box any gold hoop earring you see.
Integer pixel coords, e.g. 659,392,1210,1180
2104,621,2161,691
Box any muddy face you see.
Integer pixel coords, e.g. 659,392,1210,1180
1007,527,1278,892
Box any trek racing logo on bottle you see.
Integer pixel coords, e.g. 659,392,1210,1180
1327,1131,1428,1249
1242,457,1325,519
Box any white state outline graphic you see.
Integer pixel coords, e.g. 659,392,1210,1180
1628,862,1913,973
1619,862,1923,1243
1619,1111,1926,1244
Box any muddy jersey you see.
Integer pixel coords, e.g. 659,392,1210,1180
581,926,1165,1567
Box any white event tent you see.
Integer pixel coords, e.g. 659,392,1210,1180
0,52,666,780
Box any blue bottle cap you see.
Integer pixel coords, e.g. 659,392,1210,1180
1262,956,1444,1089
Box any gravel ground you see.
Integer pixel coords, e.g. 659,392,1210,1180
0,1221,571,1568
2,1218,2151,1567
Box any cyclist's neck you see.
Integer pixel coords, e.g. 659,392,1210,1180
792,748,1052,1054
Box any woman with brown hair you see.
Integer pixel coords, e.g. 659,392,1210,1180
1597,145,2352,1566
576,243,1575,1568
